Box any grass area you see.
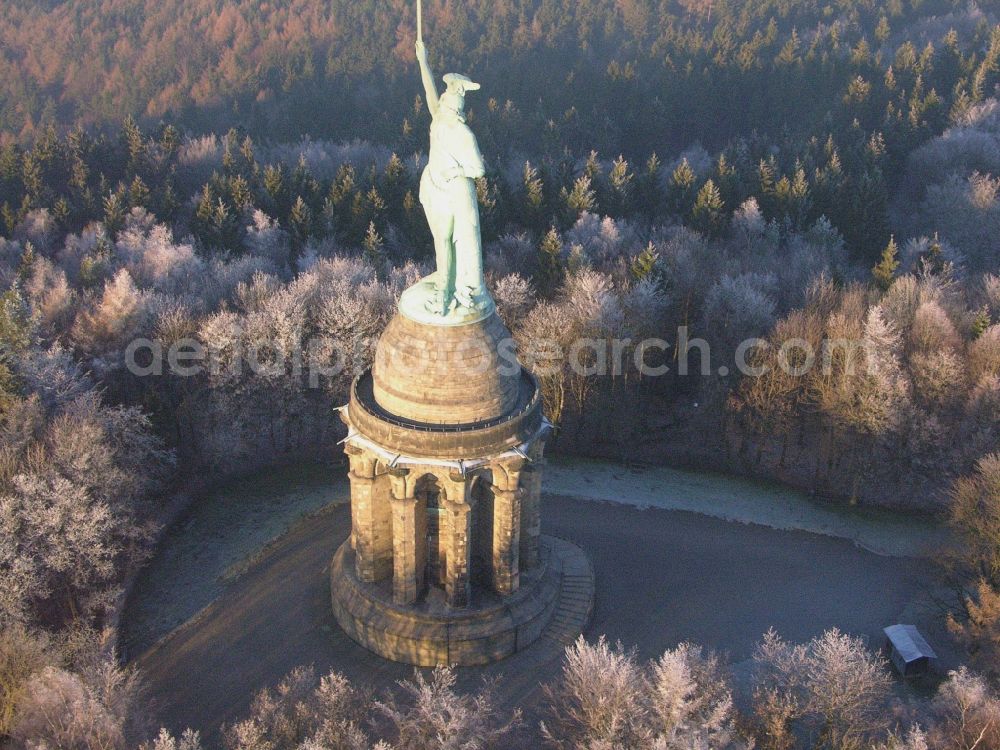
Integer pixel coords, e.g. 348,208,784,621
120,462,349,657
545,456,948,557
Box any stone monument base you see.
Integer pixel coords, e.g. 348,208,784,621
397,273,496,327
330,535,592,666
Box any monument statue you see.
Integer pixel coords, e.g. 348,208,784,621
399,30,494,323
328,1,593,667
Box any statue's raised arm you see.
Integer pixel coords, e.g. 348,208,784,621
415,41,440,118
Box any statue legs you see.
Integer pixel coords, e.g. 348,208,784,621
453,212,484,306
452,183,485,309
426,211,456,316
419,178,485,315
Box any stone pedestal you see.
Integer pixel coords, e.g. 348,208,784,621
330,308,591,666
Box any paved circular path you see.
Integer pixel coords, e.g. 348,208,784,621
126,491,937,740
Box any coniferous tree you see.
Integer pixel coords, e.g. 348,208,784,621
160,124,180,159
584,151,602,183
211,198,240,253
691,179,726,238
363,221,385,269
920,233,947,275
846,168,890,262
16,242,36,286
631,243,660,282
0,204,15,235
757,158,778,217
875,16,890,45
289,196,313,263
608,155,634,216
194,184,216,230
52,197,70,226
635,153,664,218
122,115,146,172
669,158,697,217
972,308,992,340
383,153,407,205
872,236,900,291
563,175,596,219
128,175,150,209
536,226,564,296
229,175,253,211
160,180,179,222
103,191,126,238
263,164,288,216
521,161,546,233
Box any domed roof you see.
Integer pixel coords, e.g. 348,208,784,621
371,310,522,426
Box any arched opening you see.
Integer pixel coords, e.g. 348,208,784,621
416,475,447,590
471,474,495,590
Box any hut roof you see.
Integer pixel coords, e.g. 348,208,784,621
884,624,937,663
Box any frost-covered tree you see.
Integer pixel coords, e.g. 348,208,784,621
0,392,170,625
970,325,1000,383
72,270,157,367
0,625,53,736
751,629,892,750
10,635,147,750
648,643,742,749
948,452,1000,587
244,210,292,270
702,273,777,356
541,636,650,749
490,273,535,330
376,667,520,750
541,636,744,750
909,300,961,355
0,474,120,623
924,668,1000,750
224,666,371,750
517,301,575,427
142,728,204,750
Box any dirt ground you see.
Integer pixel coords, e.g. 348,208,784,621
126,476,940,741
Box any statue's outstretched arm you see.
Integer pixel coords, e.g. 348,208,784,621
415,41,439,118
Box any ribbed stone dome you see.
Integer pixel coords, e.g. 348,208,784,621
372,310,521,425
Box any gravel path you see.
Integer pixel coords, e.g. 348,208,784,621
124,462,942,740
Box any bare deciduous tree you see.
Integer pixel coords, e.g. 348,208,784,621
224,665,371,750
926,668,1000,750
752,628,892,750
541,636,650,749
376,667,520,750
10,633,146,750
949,454,1000,588
541,636,745,750
0,625,53,736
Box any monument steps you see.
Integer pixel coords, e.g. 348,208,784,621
539,539,595,647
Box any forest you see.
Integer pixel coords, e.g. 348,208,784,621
2,0,1000,747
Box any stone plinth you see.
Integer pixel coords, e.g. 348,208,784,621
331,536,574,666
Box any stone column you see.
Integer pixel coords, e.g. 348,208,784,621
369,471,394,581
492,486,521,595
446,500,472,608
346,445,380,583
519,465,542,570
444,471,472,608
388,468,423,606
